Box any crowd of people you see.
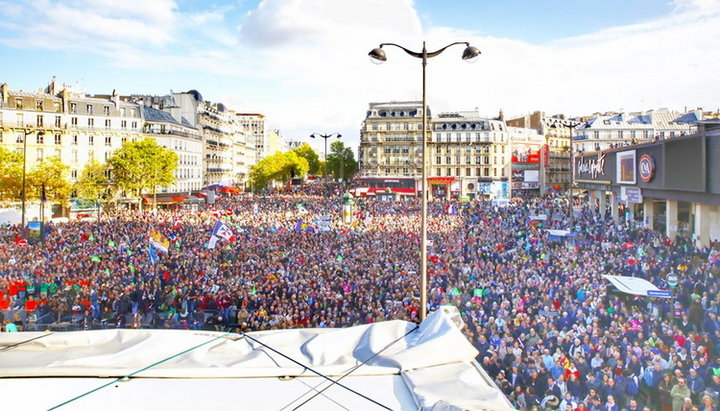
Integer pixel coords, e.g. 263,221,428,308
1,187,720,411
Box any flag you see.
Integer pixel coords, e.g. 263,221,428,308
148,244,158,264
446,204,457,215
90,255,101,262
211,221,234,241
149,229,170,254
14,236,28,247
108,240,116,247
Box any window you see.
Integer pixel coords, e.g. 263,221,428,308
466,168,471,176
88,150,94,160
105,119,111,129
484,168,490,177
436,146,441,153
89,135,94,145
72,150,78,162
36,149,44,161
88,118,94,127
104,152,110,160
54,134,61,145
71,117,78,126
131,121,137,129
70,103,77,113
53,102,61,112
15,98,24,109
476,168,481,176
72,135,78,145
130,109,136,117
593,131,599,139
36,115,44,127
446,168,452,176
121,107,126,117
71,170,78,179
121,120,127,129
436,156,442,164
16,113,23,126
105,136,111,146
446,156,451,164
36,100,43,110
54,149,61,158
103,106,110,116
55,116,61,127
86,105,93,114
16,133,24,143
36,133,44,144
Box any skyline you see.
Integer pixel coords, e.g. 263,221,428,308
1,0,718,152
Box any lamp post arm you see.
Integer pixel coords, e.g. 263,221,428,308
378,43,423,59
426,42,470,58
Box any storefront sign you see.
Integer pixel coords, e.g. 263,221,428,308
576,153,606,179
638,154,655,182
621,186,643,204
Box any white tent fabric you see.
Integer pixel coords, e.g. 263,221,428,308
603,274,672,298
0,306,514,410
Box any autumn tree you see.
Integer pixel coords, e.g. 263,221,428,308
26,157,72,221
249,151,309,190
292,143,321,175
107,138,178,210
0,146,23,201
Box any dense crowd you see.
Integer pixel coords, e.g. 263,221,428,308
2,188,720,411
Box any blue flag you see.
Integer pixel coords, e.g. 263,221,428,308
148,243,158,265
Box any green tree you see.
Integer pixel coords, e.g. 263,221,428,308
249,151,309,190
27,156,73,207
0,146,23,201
326,141,358,181
292,143,321,175
75,159,118,210
107,138,178,210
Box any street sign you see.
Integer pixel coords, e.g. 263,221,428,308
621,186,643,204
647,289,672,298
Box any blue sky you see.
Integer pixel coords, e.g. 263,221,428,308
0,0,718,152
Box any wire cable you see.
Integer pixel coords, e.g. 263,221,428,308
0,332,53,353
48,332,232,410
292,324,419,410
240,331,393,410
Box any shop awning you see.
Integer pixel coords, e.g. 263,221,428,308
602,275,672,298
427,177,455,185
141,195,189,204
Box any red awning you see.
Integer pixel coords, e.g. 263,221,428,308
218,186,241,195
142,195,189,204
427,177,455,184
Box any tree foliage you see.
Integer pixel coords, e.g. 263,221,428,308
27,156,73,205
75,159,116,204
292,143,321,175
326,141,358,181
107,138,178,207
0,146,23,201
249,151,309,190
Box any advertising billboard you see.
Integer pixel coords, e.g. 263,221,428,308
616,150,636,185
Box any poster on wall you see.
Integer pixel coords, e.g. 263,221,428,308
616,150,636,185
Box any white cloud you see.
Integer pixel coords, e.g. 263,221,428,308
1,0,718,155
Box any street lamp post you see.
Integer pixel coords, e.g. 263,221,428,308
369,41,480,322
310,132,341,181
564,123,577,224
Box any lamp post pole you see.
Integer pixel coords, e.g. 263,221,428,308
565,123,577,224
369,41,480,322
310,132,341,181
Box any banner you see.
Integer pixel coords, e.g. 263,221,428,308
149,229,170,254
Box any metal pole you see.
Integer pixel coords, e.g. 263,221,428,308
420,41,428,322
324,136,328,181
21,130,29,229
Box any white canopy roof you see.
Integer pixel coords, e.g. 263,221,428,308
0,306,513,410
603,274,672,298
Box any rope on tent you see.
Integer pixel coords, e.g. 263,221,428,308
0,332,53,353
240,331,393,410
48,332,233,410
291,324,420,410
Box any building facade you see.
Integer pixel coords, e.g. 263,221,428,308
235,113,266,164
506,111,579,193
574,120,720,247
357,102,510,199
573,110,702,153
141,106,203,194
